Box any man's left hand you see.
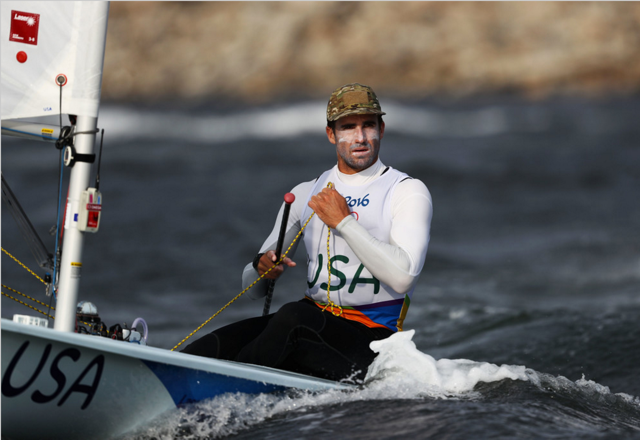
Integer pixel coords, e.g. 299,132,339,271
308,187,351,229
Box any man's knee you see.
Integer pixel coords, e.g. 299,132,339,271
271,301,324,330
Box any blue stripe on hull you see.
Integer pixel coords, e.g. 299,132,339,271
142,360,285,405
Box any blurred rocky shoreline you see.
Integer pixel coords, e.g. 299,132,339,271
103,2,640,104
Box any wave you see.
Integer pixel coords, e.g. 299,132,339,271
98,100,552,145
4,96,635,149
363,329,527,397
7,97,631,147
119,330,639,439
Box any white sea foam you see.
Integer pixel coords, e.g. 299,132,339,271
122,329,531,439
363,329,528,398
122,330,640,439
526,370,640,408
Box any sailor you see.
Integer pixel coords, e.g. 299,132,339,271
182,83,433,382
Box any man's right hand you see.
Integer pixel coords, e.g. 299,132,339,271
257,250,296,280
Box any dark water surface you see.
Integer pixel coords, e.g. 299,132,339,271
2,96,639,438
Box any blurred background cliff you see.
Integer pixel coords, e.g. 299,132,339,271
103,1,640,104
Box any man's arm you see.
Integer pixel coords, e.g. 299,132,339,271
315,179,432,294
242,180,314,298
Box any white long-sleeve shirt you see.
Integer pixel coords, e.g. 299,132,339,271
243,159,432,301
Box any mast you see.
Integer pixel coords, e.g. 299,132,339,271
53,115,98,332
1,1,110,332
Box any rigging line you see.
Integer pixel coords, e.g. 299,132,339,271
2,284,55,311
51,149,64,302
51,82,67,302
1,247,46,284
2,288,99,330
71,129,100,137
0,126,57,141
171,210,317,352
319,182,342,317
55,128,100,149
95,129,104,190
321,223,342,316
170,245,296,351
1,247,56,323
62,128,100,141
172,181,342,351
47,273,55,326
59,81,62,131
172,182,350,350
1,174,54,270
2,291,55,320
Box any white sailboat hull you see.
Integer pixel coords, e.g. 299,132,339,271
1,319,354,440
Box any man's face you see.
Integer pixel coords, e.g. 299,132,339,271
326,114,385,175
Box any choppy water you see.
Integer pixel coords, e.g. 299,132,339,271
2,95,640,438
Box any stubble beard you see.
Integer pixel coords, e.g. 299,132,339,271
338,141,379,172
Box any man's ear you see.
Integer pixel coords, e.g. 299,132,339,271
326,125,337,144
379,120,385,140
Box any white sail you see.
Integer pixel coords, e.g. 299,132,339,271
1,1,109,121
2,1,110,332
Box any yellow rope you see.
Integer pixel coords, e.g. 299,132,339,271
171,209,317,351
319,182,343,316
1,247,56,319
1,249,115,334
2,284,55,311
2,290,55,320
172,182,346,350
320,218,343,317
2,286,101,330
2,185,346,348
1,247,47,284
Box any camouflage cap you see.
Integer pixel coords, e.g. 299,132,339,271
326,83,386,122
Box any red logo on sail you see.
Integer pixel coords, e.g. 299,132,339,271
9,11,40,46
